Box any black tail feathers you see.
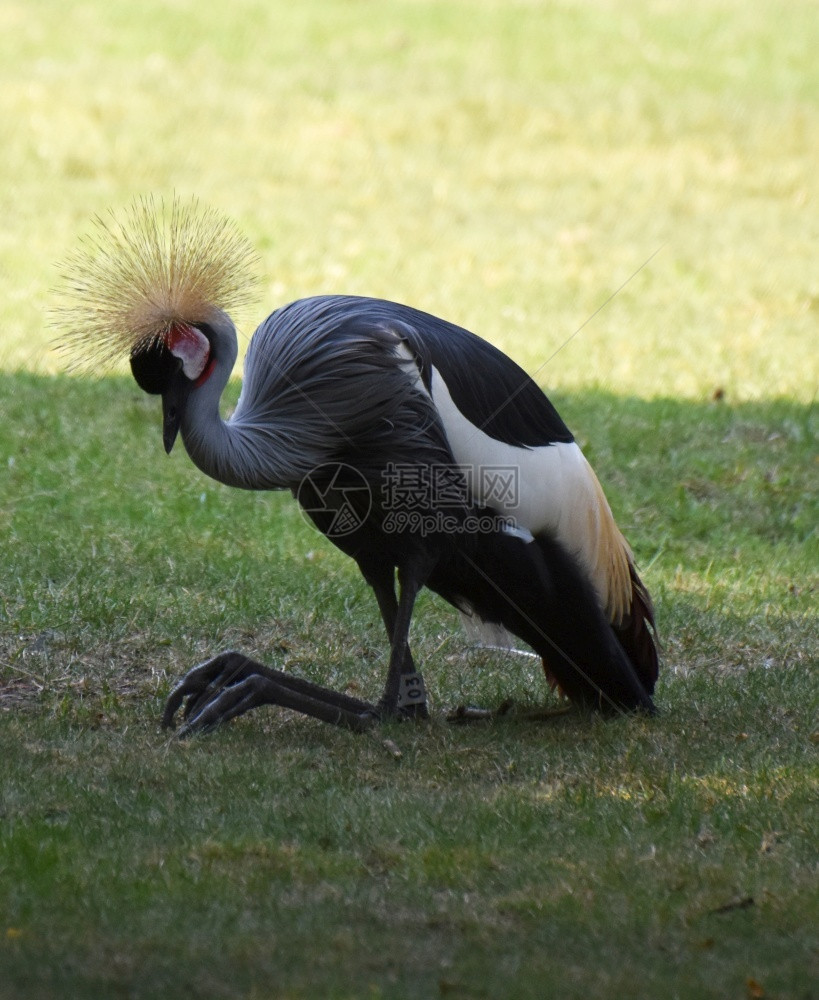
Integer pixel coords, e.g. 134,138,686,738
430,529,656,714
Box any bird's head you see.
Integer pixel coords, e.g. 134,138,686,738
130,321,216,453
54,195,259,452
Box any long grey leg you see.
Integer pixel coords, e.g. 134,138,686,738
376,558,432,717
359,561,429,719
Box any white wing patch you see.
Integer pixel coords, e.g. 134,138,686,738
427,365,633,624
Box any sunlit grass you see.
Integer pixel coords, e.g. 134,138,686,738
2,0,817,401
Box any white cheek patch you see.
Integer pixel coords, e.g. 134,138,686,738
168,324,210,380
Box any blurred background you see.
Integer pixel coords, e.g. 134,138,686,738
2,0,816,400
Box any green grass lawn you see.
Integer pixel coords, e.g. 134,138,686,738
1,0,817,997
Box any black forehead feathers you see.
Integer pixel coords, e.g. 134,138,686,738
130,339,181,395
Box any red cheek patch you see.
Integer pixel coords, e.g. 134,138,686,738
168,323,210,380
195,354,216,387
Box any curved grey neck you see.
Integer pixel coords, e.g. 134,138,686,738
179,319,286,491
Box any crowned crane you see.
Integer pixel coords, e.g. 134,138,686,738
60,197,658,735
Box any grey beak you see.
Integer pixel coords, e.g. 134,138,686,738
161,369,191,454
162,395,182,454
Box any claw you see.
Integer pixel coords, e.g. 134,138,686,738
162,650,256,730
161,649,384,735
445,701,572,724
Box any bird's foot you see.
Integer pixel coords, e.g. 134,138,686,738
446,702,512,724
162,649,385,737
162,650,260,731
446,700,572,724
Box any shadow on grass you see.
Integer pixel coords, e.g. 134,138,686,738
1,371,816,717
1,374,816,1000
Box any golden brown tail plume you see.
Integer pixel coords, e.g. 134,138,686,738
612,562,659,695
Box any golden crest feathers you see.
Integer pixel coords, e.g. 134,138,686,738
54,195,260,370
